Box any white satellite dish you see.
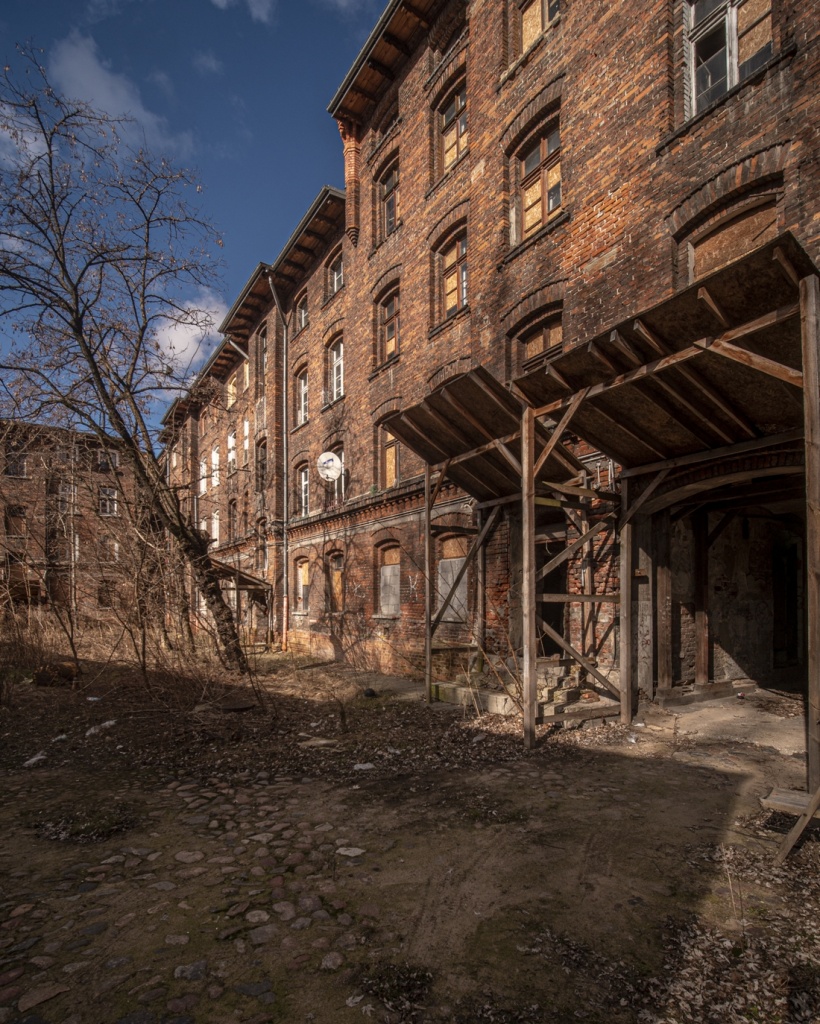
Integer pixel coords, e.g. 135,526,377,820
317,451,342,482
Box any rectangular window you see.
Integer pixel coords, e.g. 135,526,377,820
441,86,467,171
329,253,344,296
227,430,237,474
99,486,118,516
199,458,208,495
438,556,468,622
295,559,310,612
57,481,77,514
256,440,267,491
382,429,399,488
4,505,26,539
4,447,27,477
382,164,399,236
380,292,400,363
296,294,309,331
296,371,309,425
379,547,400,616
243,419,250,466
98,535,119,562
211,509,220,545
688,0,772,115
443,236,468,318
328,553,344,613
243,360,250,392
298,464,309,516
227,374,237,408
97,450,119,473
211,447,220,487
329,339,344,402
98,582,115,609
520,124,561,239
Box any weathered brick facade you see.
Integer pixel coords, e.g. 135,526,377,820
166,0,820,686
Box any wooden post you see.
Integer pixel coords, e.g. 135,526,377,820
522,406,537,748
619,478,634,723
693,509,710,687
424,464,433,705
656,511,673,691
476,509,486,673
636,516,654,702
801,274,820,792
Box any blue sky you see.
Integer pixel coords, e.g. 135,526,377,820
1,0,383,360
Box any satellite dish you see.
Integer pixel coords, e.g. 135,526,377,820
317,451,342,482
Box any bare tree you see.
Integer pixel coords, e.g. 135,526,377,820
0,47,247,672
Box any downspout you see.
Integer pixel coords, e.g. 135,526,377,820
267,273,289,651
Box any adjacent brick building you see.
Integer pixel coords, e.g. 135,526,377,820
166,0,820,695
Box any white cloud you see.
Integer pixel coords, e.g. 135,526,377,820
209,0,275,24
155,288,229,376
49,32,194,157
193,51,224,75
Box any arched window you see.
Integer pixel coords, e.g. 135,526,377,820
515,120,561,242
378,545,401,617
328,249,344,297
440,82,467,173
381,162,399,237
296,292,309,332
228,499,238,541
327,552,344,612
441,233,468,319
255,439,267,491
294,557,310,613
379,289,400,364
296,463,309,517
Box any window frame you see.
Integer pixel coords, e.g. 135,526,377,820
517,121,562,241
297,463,310,517
211,446,220,488
199,458,208,495
327,552,344,613
295,368,309,426
296,293,309,333
99,486,118,517
381,161,399,238
378,545,401,617
686,0,773,117
379,289,400,365
440,82,468,173
381,426,400,489
437,554,468,623
441,233,468,320
328,250,344,298
227,429,237,475
328,336,344,403
294,557,310,613
255,439,267,491
228,498,238,541
520,0,560,54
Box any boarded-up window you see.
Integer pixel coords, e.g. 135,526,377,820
295,559,310,613
691,199,778,279
379,546,400,616
328,553,344,612
438,538,468,622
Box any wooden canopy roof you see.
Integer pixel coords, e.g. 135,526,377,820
514,234,814,474
384,365,584,503
328,0,450,123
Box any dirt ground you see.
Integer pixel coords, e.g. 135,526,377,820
1,657,819,1024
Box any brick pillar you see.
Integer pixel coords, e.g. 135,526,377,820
337,118,361,246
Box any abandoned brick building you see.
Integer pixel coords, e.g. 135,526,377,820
165,0,820,776
0,423,145,618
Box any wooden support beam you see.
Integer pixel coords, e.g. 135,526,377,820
707,511,735,548
366,57,395,81
620,478,635,723
401,1,431,27
589,341,619,376
522,406,538,749
547,363,573,391
620,428,804,479
533,388,587,479
541,480,619,501
430,459,451,507
537,593,620,603
696,337,804,388
773,786,820,867
655,511,673,691
424,465,433,705
801,273,820,792
620,469,670,527
438,389,497,443
588,404,671,460
537,619,620,697
536,518,612,583
694,509,710,687
431,507,501,634
492,439,522,477
475,493,522,510
383,30,412,55
698,286,730,328
774,246,800,289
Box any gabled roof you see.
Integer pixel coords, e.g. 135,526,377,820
328,0,449,122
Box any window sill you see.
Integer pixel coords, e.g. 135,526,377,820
498,210,570,270
429,306,470,339
290,420,309,434
372,614,400,622
369,354,400,380
656,44,797,156
498,15,561,90
321,395,345,412
293,322,308,339
425,150,470,202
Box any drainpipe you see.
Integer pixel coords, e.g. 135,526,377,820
267,273,289,651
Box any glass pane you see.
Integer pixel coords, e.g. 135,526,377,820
443,124,457,168
444,269,458,315
522,142,540,178
694,25,728,109
443,243,457,270
460,263,468,306
546,126,560,155
691,0,724,26
548,0,560,19
523,178,542,234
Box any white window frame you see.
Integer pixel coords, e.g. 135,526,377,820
329,252,344,296
227,430,237,474
296,370,309,426
99,486,118,517
199,458,208,495
329,338,344,402
379,561,400,617
243,419,250,466
211,447,220,488
298,464,309,517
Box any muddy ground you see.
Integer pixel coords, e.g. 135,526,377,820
1,658,819,1024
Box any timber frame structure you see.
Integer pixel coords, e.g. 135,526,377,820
387,234,820,791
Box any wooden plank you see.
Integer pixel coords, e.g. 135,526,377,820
493,439,522,476
543,703,620,723
773,786,820,867
698,286,730,328
438,389,497,444
537,593,620,603
801,274,820,792
535,518,612,583
696,337,804,388
522,406,538,749
537,619,620,697
656,511,673,691
586,403,671,460
760,787,820,816
533,388,587,479
694,510,710,687
636,517,654,702
707,511,735,548
773,246,800,289
620,478,634,724
621,429,804,479
475,493,522,510
430,460,451,507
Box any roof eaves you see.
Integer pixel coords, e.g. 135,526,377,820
269,185,346,280
327,0,405,117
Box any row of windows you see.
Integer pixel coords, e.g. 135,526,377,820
197,423,253,493
3,450,120,478
4,520,123,563
293,251,344,337
292,547,467,621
